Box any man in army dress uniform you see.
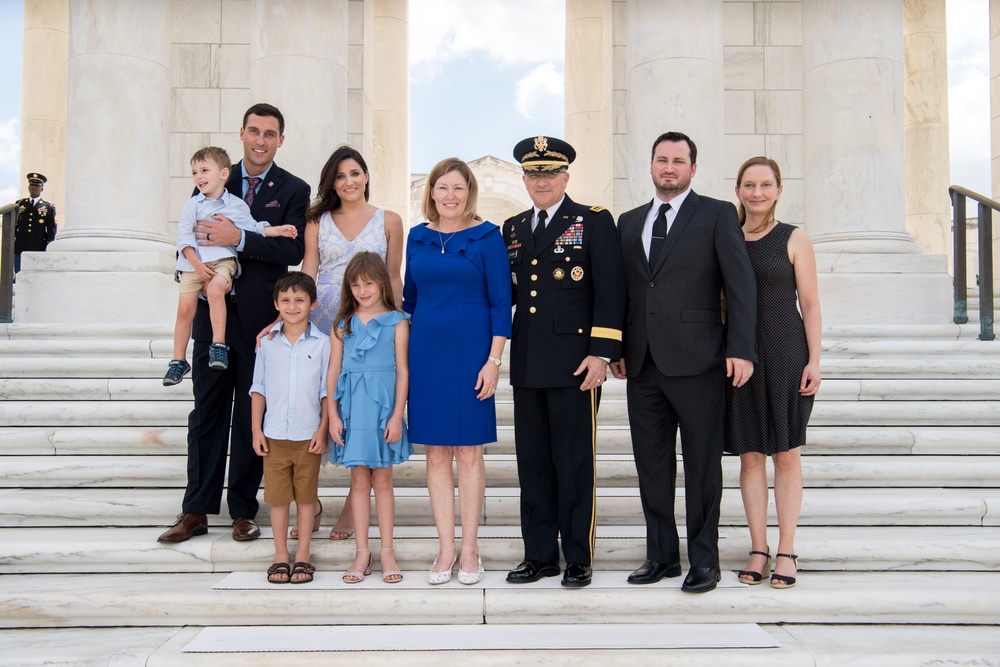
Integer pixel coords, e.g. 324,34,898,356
13,173,57,273
503,136,626,588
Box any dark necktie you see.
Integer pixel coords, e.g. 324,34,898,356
244,177,262,207
648,202,671,265
533,210,548,243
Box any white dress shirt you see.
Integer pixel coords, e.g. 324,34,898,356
641,187,692,258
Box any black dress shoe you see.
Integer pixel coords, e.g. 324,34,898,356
231,518,261,541
626,560,682,584
506,559,560,583
682,566,721,593
157,513,208,543
561,562,592,588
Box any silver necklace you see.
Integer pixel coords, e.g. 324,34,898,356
438,230,457,254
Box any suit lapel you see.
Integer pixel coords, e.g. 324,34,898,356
651,191,700,276
228,161,284,218
252,165,284,217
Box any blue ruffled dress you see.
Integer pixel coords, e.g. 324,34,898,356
331,311,413,469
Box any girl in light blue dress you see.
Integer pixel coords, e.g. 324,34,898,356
327,252,412,584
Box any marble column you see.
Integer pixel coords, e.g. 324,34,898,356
802,0,950,324
565,0,611,209
372,0,409,223
19,0,68,223
16,0,178,324
249,0,348,190
903,0,952,261
625,0,725,203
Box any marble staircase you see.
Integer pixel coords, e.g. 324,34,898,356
1,323,999,665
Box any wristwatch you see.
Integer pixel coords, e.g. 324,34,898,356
488,356,502,366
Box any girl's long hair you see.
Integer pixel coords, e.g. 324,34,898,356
334,252,397,338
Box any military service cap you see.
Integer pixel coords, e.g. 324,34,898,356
26,173,47,185
513,136,576,173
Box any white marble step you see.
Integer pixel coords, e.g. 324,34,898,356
4,425,998,456
1,487,994,528
3,571,999,629
2,624,999,667
5,353,1000,380
2,397,998,427
5,376,1000,402
4,525,998,574
4,454,999,489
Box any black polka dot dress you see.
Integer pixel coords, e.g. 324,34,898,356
726,222,814,455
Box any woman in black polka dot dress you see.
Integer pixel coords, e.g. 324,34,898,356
726,157,822,589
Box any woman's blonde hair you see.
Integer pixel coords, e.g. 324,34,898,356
735,156,782,227
421,157,482,223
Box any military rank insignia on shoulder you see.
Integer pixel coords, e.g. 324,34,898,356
589,205,607,213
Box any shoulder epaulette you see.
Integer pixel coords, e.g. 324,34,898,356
589,205,607,213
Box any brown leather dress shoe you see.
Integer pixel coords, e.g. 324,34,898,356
157,513,208,543
232,518,261,541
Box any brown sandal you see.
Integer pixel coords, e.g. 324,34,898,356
267,561,291,584
290,561,316,584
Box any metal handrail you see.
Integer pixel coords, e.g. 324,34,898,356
949,185,995,340
1,202,15,323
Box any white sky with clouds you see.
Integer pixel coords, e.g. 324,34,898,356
0,1,991,200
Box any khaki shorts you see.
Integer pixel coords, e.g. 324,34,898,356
262,437,321,506
178,258,237,294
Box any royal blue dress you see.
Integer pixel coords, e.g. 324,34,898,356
403,221,512,445
332,311,413,469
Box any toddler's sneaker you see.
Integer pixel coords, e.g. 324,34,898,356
162,359,191,386
208,343,230,370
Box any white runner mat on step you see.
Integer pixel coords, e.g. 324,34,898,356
184,623,779,652
214,569,744,590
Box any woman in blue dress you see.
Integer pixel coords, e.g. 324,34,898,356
403,158,512,585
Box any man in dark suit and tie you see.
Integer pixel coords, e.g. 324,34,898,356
503,136,626,588
610,131,756,592
159,103,311,543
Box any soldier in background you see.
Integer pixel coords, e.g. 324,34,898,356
14,173,57,273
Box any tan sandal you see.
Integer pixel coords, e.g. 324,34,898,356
343,548,372,584
381,547,403,584
289,499,322,538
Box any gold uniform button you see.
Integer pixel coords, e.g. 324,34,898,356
530,290,537,297
531,259,538,266
578,328,584,333
529,306,537,313
531,274,537,281
565,257,571,262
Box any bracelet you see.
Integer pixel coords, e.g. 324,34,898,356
488,356,502,367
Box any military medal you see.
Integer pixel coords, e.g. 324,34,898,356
571,266,584,281
553,268,565,280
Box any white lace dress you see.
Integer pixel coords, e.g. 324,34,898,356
313,208,387,335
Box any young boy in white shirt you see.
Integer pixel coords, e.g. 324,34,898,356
250,272,330,583
164,147,297,385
